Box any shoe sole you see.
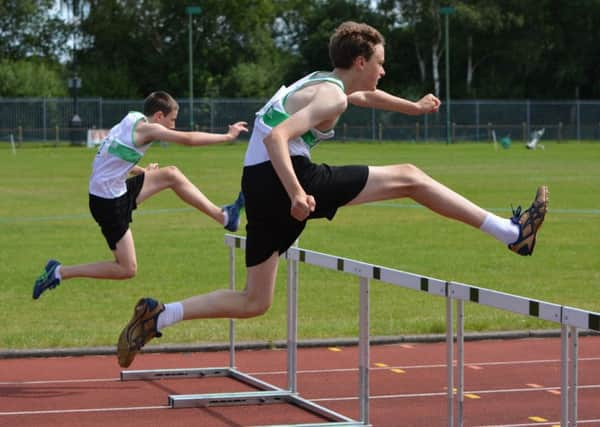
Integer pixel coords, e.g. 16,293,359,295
525,185,548,255
510,186,549,256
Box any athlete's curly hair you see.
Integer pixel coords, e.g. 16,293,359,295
329,21,385,69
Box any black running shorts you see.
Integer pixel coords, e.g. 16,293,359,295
242,156,369,267
89,173,145,250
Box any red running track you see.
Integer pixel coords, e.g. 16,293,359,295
1,336,600,427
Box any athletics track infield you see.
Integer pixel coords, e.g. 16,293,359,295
1,336,600,427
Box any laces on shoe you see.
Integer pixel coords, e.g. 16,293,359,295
130,302,163,351
510,205,523,225
37,271,58,290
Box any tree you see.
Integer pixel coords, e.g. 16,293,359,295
523,0,600,99
450,1,522,95
0,0,74,97
0,0,72,61
4,0,600,100
75,0,294,98
378,0,445,96
0,59,68,97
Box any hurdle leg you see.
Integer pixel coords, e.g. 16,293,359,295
446,295,454,427
560,324,569,426
287,242,299,393
456,299,464,427
358,276,370,424
569,327,578,427
229,244,236,368
560,325,580,426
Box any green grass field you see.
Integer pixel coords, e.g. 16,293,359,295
1,140,599,350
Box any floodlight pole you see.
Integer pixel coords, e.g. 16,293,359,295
440,6,455,144
186,6,202,131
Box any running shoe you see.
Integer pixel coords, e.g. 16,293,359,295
117,297,164,368
223,191,245,232
508,186,549,256
32,259,61,299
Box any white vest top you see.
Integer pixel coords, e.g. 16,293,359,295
89,112,152,198
244,72,344,166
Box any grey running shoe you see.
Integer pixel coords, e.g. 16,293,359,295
117,298,164,368
508,186,549,256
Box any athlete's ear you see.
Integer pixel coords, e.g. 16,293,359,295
354,55,366,70
152,110,164,122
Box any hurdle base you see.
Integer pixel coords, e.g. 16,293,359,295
169,390,290,407
169,391,365,426
121,366,366,426
121,367,230,381
122,367,283,393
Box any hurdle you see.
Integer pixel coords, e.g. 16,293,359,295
121,234,600,427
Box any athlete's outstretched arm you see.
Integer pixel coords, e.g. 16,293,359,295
348,90,440,115
135,121,248,146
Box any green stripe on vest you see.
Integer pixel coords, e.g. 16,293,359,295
261,107,317,147
108,140,142,163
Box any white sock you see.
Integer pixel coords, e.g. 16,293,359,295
55,265,62,281
157,302,184,332
222,209,229,226
480,213,520,245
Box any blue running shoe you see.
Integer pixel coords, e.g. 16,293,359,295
32,259,61,299
223,191,245,232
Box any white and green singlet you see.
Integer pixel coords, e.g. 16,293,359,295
89,112,152,198
244,71,344,167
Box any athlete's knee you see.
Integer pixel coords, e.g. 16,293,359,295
398,163,425,178
117,261,137,279
240,293,273,318
162,165,185,185
394,163,430,189
250,300,272,317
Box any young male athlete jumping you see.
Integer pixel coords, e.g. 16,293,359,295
33,91,248,299
116,22,548,368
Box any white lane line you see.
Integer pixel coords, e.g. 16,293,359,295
474,419,600,427
308,383,600,402
248,356,600,376
0,378,120,385
0,405,168,416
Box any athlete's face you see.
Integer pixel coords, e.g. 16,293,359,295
354,44,385,90
156,109,178,129
358,43,385,91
